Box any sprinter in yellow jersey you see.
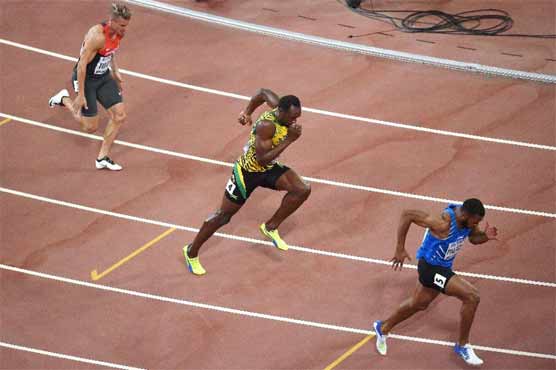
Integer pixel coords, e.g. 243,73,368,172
182,88,311,275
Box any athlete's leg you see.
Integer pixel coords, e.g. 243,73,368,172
59,77,100,132
99,102,126,159
444,275,480,346
53,89,100,132
187,195,243,258
381,282,440,334
60,96,82,121
80,115,100,133
264,168,311,231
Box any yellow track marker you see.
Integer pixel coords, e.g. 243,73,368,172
323,333,375,370
0,118,12,127
91,227,177,281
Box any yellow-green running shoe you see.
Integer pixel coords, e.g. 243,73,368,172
259,224,289,251
183,244,206,275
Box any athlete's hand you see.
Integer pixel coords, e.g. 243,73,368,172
390,249,412,271
286,123,302,142
238,111,252,126
73,94,88,113
484,222,498,240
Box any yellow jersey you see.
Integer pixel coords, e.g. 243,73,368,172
237,109,289,172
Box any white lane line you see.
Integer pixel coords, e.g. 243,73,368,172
1,186,554,288
1,38,554,151
0,341,145,370
2,112,555,219
1,264,555,361
0,112,233,168
126,0,556,85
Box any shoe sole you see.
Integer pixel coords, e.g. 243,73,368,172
183,246,194,274
95,164,122,171
456,356,483,367
456,354,483,367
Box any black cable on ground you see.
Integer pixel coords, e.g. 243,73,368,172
337,0,556,39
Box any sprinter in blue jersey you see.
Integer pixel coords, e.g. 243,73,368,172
373,199,498,366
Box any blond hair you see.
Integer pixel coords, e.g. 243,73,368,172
111,2,132,20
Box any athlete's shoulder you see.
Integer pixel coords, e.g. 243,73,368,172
255,119,277,138
434,211,451,232
258,109,278,122
84,25,105,47
86,24,104,37
440,210,451,222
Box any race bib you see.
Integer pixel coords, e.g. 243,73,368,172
94,55,112,75
225,178,238,200
445,237,464,259
434,273,447,289
226,178,236,196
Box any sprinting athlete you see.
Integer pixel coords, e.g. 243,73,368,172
48,2,131,171
182,88,311,275
373,199,498,366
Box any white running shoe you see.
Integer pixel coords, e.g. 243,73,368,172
373,320,388,356
48,89,69,108
95,156,122,171
454,343,484,366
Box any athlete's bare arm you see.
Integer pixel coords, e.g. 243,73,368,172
391,209,450,270
73,26,105,112
238,88,280,126
468,222,498,244
254,120,300,166
111,54,123,90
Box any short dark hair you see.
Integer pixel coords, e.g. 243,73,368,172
278,95,301,112
111,2,132,20
462,198,485,217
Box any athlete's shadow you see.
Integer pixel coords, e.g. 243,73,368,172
250,242,285,263
392,295,456,335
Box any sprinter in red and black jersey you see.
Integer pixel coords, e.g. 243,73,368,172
49,3,131,171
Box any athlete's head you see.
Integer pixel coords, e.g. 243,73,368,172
109,3,132,37
277,95,302,125
461,198,485,228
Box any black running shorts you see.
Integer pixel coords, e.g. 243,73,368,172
224,162,290,205
417,258,456,293
71,70,122,117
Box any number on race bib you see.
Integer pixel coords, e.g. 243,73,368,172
225,179,236,196
434,273,446,289
94,56,112,75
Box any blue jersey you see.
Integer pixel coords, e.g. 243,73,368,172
416,204,472,269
